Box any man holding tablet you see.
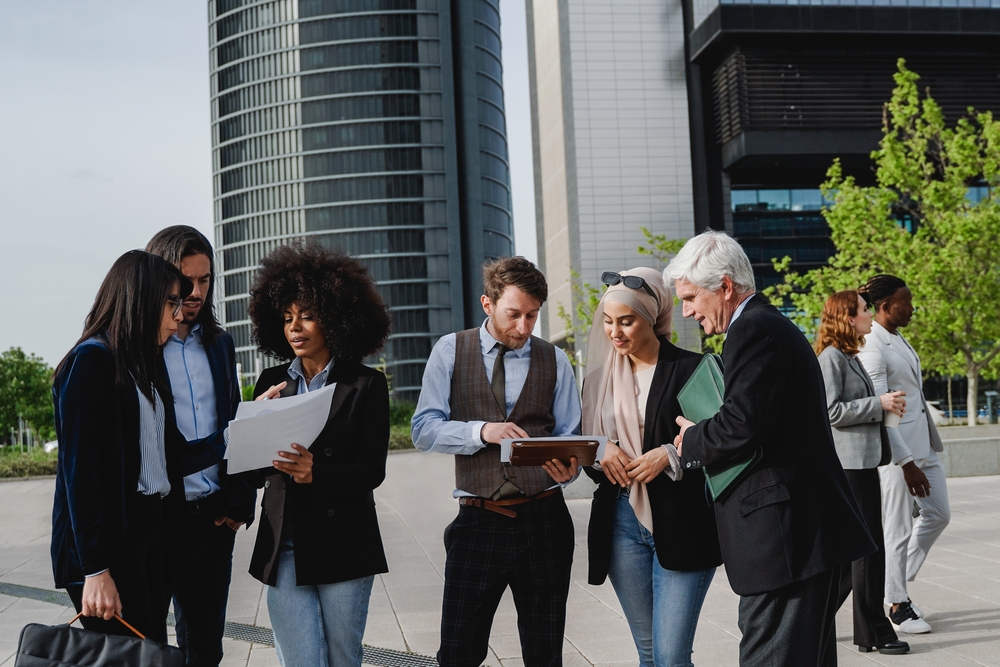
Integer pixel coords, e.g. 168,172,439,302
412,256,582,667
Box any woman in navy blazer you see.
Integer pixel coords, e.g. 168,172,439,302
816,290,908,655
51,250,190,641
244,243,392,667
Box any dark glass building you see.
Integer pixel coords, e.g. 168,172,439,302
209,0,514,400
682,0,1000,289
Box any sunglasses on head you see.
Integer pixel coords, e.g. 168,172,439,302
601,271,660,307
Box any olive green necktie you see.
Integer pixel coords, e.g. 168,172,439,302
491,343,510,417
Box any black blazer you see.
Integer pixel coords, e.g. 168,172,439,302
165,330,256,524
681,296,875,595
584,338,722,584
51,338,185,588
247,360,390,586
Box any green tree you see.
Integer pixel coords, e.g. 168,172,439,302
0,348,56,444
765,59,1000,426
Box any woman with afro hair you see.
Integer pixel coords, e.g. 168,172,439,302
244,242,392,667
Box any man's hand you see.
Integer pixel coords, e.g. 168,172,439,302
481,422,528,444
674,416,695,457
902,461,930,498
274,443,314,484
543,456,579,483
625,447,671,484
256,381,287,400
214,515,244,531
600,441,633,487
81,571,122,621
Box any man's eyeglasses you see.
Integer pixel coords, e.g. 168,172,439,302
601,272,660,307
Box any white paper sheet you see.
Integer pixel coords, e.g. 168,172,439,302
225,382,337,474
498,435,607,463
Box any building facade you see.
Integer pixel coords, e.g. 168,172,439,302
525,0,701,351
528,0,1000,350
209,0,515,400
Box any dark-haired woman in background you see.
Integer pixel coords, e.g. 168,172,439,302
816,290,909,655
582,267,720,667
245,242,392,667
857,275,949,634
51,250,190,640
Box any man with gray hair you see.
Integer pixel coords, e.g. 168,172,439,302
667,230,873,667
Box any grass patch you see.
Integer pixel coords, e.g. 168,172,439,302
389,424,414,450
0,446,58,478
388,400,416,451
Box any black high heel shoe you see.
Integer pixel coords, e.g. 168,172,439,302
859,640,910,655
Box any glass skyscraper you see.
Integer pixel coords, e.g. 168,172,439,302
209,0,514,400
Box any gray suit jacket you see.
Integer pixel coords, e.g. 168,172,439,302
857,322,943,463
817,346,890,469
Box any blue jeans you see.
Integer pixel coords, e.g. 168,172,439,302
267,538,374,667
607,494,716,667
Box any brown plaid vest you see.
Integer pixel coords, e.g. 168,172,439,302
450,328,558,498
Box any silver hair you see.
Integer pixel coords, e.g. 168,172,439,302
663,230,756,294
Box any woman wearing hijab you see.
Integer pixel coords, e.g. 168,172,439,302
582,267,721,667
816,290,909,655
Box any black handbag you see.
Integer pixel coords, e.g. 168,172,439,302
15,612,184,666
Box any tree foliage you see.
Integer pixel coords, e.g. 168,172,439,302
0,348,55,443
765,59,1000,425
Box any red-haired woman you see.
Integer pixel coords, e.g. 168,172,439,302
816,290,908,655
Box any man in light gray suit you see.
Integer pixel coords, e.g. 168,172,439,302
858,275,949,634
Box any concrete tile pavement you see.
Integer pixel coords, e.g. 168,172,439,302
2,453,1000,666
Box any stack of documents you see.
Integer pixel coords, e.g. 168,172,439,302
225,382,336,474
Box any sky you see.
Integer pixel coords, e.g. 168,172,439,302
0,0,537,368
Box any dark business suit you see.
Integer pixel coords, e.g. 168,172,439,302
818,346,897,649
167,330,257,667
585,338,721,583
247,361,389,586
680,296,875,667
51,338,185,642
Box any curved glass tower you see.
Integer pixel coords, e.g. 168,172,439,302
208,0,513,400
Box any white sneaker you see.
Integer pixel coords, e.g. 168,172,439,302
908,598,924,618
890,601,931,634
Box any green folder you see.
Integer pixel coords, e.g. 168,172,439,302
677,353,762,502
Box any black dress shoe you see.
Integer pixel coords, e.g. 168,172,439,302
859,640,910,655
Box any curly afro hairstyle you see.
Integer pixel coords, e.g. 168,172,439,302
248,242,391,363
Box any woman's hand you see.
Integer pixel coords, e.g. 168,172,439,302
600,441,633,487
256,381,288,401
81,571,122,621
274,443,314,484
880,390,906,417
625,447,670,484
543,456,579,483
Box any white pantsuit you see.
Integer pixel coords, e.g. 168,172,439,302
858,322,950,605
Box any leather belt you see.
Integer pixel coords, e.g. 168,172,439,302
459,488,561,518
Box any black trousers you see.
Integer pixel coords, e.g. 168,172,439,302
438,492,575,667
67,492,169,643
738,566,842,667
172,496,239,667
837,468,898,648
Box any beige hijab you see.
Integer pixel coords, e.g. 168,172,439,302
582,267,673,533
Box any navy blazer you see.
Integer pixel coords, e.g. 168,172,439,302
165,330,256,523
246,360,390,587
584,338,722,583
51,338,184,588
680,295,875,595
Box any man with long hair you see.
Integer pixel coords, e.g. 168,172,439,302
146,226,255,667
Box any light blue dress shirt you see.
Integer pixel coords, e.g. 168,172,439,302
287,356,335,395
411,321,582,495
164,325,222,501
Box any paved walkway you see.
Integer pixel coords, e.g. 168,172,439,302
2,452,1000,666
